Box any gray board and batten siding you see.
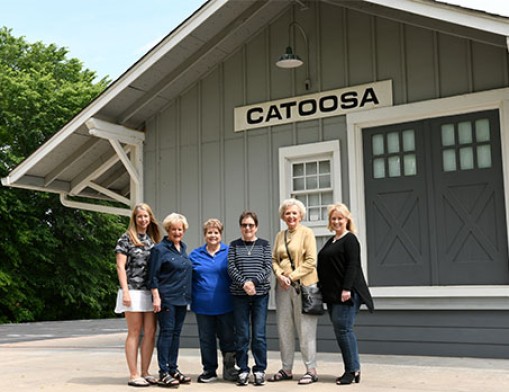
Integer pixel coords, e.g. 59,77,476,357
144,2,509,358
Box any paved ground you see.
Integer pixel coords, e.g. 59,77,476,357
1,319,509,392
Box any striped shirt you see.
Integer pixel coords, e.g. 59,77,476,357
227,238,272,296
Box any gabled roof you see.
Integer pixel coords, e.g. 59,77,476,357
2,0,509,215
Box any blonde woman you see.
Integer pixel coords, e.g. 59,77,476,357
317,203,374,385
115,203,161,387
149,213,193,387
271,198,319,384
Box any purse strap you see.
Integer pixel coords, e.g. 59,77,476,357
284,230,301,293
284,230,295,270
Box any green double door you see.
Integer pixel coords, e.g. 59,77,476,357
363,110,509,286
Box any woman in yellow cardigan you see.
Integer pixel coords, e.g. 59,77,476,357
270,198,319,385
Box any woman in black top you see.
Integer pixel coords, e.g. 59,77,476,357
317,203,374,385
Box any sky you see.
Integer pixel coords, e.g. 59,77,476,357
1,0,508,82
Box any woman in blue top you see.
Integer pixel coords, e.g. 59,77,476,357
190,218,238,383
149,212,193,388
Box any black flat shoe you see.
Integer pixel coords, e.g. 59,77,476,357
336,372,360,385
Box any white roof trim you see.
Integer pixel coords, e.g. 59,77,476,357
366,0,509,36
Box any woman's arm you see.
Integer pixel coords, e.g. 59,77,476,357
116,252,131,306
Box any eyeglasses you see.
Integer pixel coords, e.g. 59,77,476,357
241,223,255,228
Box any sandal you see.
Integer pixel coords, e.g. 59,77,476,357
298,372,318,385
143,375,157,385
158,374,180,388
128,377,150,387
170,370,191,384
268,369,293,382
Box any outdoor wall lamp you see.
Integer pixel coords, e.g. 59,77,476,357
276,21,311,90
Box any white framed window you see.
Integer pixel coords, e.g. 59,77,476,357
279,140,341,238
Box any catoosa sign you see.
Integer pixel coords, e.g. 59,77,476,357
234,80,392,131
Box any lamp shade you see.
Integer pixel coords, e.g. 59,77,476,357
276,46,303,69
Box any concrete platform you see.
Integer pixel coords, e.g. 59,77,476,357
1,319,509,391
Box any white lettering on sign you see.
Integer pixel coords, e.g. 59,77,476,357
234,80,392,131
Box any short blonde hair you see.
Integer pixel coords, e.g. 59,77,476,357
202,218,223,235
279,198,306,220
162,212,189,233
327,203,356,233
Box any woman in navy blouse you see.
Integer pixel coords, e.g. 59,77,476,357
189,218,237,383
149,212,193,387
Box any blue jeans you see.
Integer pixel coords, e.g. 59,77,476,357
327,292,362,373
232,294,269,374
156,304,188,375
196,312,236,373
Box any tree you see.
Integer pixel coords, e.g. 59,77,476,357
0,27,128,323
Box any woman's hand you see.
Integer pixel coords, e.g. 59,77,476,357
122,290,131,307
278,274,292,290
341,290,351,303
153,297,161,313
243,280,256,296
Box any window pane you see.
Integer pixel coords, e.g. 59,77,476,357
308,194,319,206
319,160,330,174
388,156,401,177
475,119,490,142
387,132,400,153
308,207,321,222
373,158,385,178
293,177,305,190
293,163,304,177
402,130,415,151
458,122,473,144
443,149,456,171
306,162,317,175
372,134,384,155
477,145,492,168
459,147,474,170
320,207,328,221
321,191,333,206
306,176,318,189
319,175,331,188
441,124,455,146
403,154,417,176
295,194,307,206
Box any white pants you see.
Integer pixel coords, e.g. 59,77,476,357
275,284,318,372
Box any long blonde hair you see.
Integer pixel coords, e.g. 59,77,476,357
327,203,357,233
127,203,162,246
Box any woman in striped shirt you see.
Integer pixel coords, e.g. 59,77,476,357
227,211,272,386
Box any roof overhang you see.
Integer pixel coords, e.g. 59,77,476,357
2,0,509,215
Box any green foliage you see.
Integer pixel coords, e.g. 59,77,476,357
0,27,128,323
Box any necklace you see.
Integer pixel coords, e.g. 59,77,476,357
243,239,256,255
332,230,349,243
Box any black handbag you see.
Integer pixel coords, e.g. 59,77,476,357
284,230,325,315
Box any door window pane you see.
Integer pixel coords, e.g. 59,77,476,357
387,132,400,153
404,154,417,176
458,122,473,144
477,145,492,168
372,134,384,155
388,156,401,177
459,147,474,170
373,158,385,178
475,119,490,142
402,130,415,151
443,149,456,171
441,124,455,146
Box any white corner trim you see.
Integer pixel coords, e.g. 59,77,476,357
371,285,509,310
346,87,509,308
60,194,131,216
